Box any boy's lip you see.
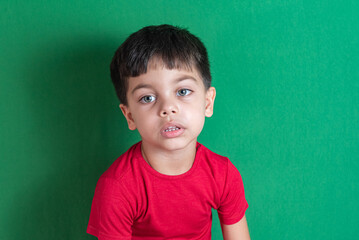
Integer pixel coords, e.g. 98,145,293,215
160,122,185,138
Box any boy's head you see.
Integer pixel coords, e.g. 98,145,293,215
110,24,212,105
110,24,216,152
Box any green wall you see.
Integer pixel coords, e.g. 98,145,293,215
1,1,358,239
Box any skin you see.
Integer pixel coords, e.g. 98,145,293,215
120,64,215,175
221,215,251,240
120,62,250,239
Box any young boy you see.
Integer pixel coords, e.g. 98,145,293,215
87,24,250,240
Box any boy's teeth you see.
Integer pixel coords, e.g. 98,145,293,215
165,127,180,132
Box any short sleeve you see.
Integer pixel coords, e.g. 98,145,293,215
87,177,134,240
217,160,248,225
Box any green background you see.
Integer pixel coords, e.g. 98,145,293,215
1,0,358,239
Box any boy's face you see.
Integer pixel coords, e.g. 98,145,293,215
120,64,216,152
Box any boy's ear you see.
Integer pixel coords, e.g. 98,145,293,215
119,104,137,130
205,87,216,117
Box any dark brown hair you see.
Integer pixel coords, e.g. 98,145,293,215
110,24,211,105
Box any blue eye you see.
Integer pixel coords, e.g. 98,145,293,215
177,89,192,96
140,95,156,103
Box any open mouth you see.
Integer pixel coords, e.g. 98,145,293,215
161,124,184,138
164,126,181,132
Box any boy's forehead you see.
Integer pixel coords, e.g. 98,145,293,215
147,56,194,72
127,64,205,94
134,66,203,84
130,67,201,85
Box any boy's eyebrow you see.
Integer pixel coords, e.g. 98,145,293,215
131,83,153,94
131,75,199,94
175,75,199,84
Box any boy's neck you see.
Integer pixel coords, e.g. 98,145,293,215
141,140,197,176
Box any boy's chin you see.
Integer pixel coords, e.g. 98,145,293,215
142,138,198,152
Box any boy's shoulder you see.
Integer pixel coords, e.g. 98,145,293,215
99,142,142,183
197,143,232,169
198,143,228,160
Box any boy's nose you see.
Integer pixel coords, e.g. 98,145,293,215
160,105,178,117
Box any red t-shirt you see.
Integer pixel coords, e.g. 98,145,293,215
87,142,248,239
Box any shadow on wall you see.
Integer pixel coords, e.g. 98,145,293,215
4,34,136,239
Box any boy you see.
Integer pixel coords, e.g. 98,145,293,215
87,24,250,240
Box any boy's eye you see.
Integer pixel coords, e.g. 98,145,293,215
140,95,156,103
177,89,192,97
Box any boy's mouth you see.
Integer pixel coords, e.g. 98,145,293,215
164,126,181,132
161,123,184,138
